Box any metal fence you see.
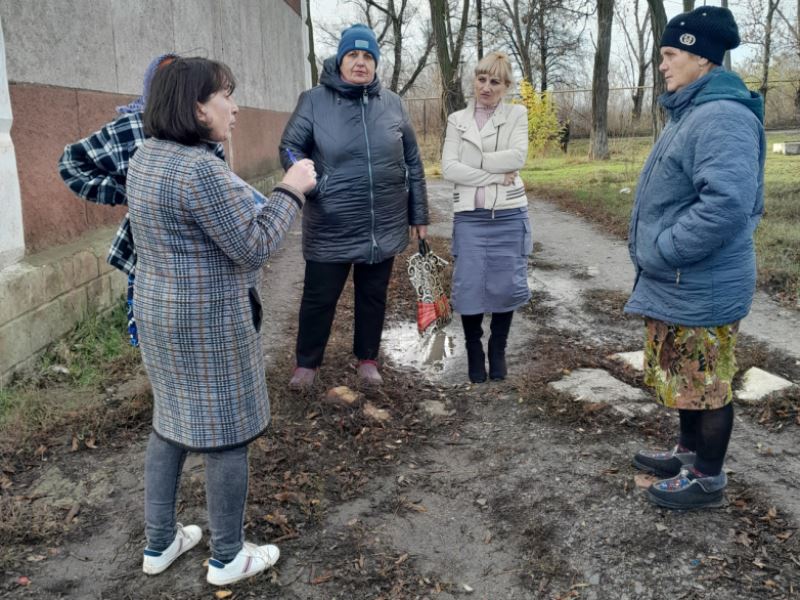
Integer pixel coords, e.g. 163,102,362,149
405,79,800,142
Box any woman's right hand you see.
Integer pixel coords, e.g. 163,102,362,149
281,158,317,194
502,171,518,186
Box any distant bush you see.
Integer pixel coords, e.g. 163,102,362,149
515,80,563,155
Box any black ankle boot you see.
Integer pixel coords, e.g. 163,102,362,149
488,336,507,380
465,341,487,383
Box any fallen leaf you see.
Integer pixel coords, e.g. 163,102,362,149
325,386,360,406
26,554,46,562
311,572,333,585
776,531,793,541
34,445,47,459
395,553,409,565
462,583,475,593
85,437,97,450
753,558,767,569
600,468,619,475
71,437,80,452
214,590,233,599
363,402,391,422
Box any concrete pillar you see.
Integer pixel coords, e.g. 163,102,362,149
0,15,25,270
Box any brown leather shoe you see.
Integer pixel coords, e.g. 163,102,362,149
356,360,383,386
289,367,317,389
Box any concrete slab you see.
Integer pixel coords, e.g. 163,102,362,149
610,350,644,371
736,367,795,404
784,141,800,155
549,368,650,417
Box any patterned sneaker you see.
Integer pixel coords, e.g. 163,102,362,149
647,467,727,510
632,445,696,477
206,542,280,586
142,523,202,575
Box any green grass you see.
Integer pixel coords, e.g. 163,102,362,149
0,299,140,428
515,134,799,305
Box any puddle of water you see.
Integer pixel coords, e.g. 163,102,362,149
383,322,459,376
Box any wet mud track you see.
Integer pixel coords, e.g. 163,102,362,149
2,181,799,599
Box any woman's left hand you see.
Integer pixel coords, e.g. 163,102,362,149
410,225,427,240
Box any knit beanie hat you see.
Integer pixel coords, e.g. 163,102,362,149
336,24,380,66
661,6,740,65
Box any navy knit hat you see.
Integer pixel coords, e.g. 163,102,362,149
337,24,380,66
661,6,740,65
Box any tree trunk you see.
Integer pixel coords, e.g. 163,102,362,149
722,0,732,70
590,0,614,160
306,0,318,86
647,0,667,140
759,0,780,110
632,61,647,121
476,0,483,60
390,0,403,92
429,0,468,119
682,0,694,12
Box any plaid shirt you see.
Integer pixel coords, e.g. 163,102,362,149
58,111,225,274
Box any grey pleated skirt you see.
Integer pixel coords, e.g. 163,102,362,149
451,207,533,315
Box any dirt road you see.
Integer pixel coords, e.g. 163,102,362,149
2,181,799,599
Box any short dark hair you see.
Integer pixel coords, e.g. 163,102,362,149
144,57,236,145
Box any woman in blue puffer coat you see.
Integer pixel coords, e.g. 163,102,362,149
624,7,765,510
280,24,428,388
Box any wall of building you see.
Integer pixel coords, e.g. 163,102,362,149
1,0,307,253
0,0,309,385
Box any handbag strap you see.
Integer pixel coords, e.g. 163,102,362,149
418,239,430,256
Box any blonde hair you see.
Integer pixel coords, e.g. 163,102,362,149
474,51,514,87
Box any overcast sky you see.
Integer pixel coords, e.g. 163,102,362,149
309,1,760,77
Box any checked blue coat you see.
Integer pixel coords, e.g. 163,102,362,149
58,111,225,274
127,139,302,450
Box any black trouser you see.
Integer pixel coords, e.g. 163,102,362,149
678,403,734,476
295,258,394,368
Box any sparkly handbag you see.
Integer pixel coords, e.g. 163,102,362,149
407,240,452,335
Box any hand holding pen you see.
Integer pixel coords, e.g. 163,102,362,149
282,148,316,194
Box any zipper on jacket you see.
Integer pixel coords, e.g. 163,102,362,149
490,124,502,219
675,269,681,285
361,88,378,262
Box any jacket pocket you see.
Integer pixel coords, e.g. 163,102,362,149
248,287,263,333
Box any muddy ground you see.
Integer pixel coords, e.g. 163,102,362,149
2,181,800,600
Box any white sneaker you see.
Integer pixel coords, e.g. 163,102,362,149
142,523,202,575
206,541,280,586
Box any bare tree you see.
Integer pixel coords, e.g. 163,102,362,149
362,0,435,94
484,0,589,91
776,0,800,114
306,0,319,86
429,0,471,116
646,0,667,139
615,0,651,121
591,0,614,159
742,0,783,107
315,0,434,95
477,0,484,59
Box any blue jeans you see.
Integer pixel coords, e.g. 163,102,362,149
144,432,248,562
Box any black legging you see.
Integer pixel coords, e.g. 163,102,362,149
678,403,734,476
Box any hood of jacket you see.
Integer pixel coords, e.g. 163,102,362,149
320,56,382,99
659,67,764,123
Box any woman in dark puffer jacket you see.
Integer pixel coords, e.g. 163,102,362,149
280,24,428,388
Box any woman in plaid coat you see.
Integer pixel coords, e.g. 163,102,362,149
127,58,316,586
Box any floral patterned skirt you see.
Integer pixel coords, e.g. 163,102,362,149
643,318,739,410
